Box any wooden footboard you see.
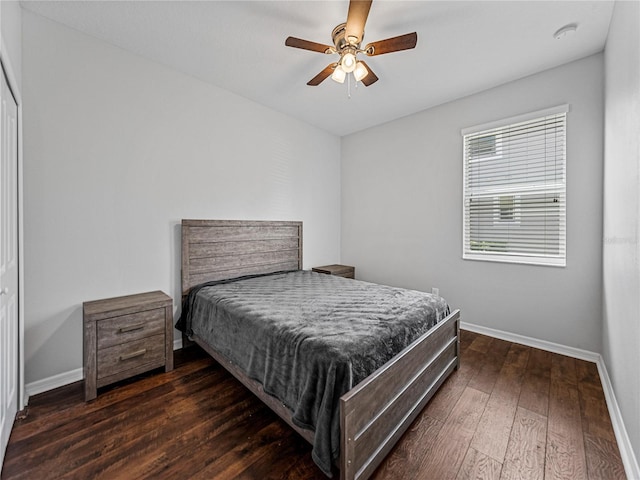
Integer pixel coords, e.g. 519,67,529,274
340,309,460,480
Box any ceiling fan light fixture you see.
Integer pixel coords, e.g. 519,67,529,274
285,0,417,88
353,61,368,82
341,52,357,73
331,65,346,83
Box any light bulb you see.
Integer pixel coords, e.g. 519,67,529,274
353,61,368,82
341,52,356,73
331,65,346,84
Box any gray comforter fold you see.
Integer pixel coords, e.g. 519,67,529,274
177,270,449,477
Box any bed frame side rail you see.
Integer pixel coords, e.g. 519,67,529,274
191,334,316,445
339,309,460,480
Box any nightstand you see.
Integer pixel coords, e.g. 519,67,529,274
312,264,355,279
83,291,173,401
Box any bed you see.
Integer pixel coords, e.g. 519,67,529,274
177,219,460,480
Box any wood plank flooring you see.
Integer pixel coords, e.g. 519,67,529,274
1,330,625,480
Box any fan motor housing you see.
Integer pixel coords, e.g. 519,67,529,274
332,23,362,52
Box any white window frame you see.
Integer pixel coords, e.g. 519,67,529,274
461,105,568,267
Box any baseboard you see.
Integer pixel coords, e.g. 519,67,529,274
24,339,186,404
461,321,639,480
460,321,600,362
595,356,640,480
24,367,83,402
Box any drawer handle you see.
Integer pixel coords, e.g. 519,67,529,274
119,349,147,361
119,323,145,333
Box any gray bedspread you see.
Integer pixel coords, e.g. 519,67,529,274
177,270,449,477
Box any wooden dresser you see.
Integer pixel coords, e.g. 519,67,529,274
83,291,173,401
312,264,355,279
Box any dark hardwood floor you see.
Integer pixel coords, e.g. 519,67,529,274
1,330,625,480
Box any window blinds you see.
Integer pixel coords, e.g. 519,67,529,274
462,106,567,266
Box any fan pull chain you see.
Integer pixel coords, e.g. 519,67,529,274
348,73,352,99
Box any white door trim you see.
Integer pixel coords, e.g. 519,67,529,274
1,34,25,412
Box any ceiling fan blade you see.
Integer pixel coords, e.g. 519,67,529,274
358,61,378,86
307,63,337,86
345,0,373,46
364,32,417,56
285,36,334,54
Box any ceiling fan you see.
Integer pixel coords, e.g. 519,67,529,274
285,0,417,87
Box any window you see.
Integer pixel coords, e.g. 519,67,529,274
462,105,568,266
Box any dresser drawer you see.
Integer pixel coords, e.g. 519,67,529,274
97,334,165,380
97,308,165,350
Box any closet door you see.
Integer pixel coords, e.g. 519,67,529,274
0,65,19,465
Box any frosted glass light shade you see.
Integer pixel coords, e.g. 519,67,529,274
331,65,346,83
341,52,356,73
354,61,368,82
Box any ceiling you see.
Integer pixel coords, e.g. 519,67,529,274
21,1,614,136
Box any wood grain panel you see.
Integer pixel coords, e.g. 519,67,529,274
97,335,165,380
181,220,302,294
8,354,212,446
575,359,616,443
69,374,261,480
459,330,480,353
188,421,291,480
518,348,552,417
187,260,301,289
424,344,486,422
352,342,456,470
501,407,546,480
190,237,299,258
545,354,587,480
471,343,529,462
83,291,171,322
312,264,355,278
340,311,460,480
188,224,301,242
467,337,511,394
370,414,443,480
416,387,490,479
457,447,502,480
114,388,268,479
583,432,626,480
343,318,457,433
189,248,300,273
96,308,165,350
467,333,493,353
83,291,172,401
83,320,97,401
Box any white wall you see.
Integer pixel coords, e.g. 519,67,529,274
603,0,640,468
22,11,341,384
0,0,22,90
342,54,604,352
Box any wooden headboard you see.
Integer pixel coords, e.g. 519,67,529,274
181,219,303,296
